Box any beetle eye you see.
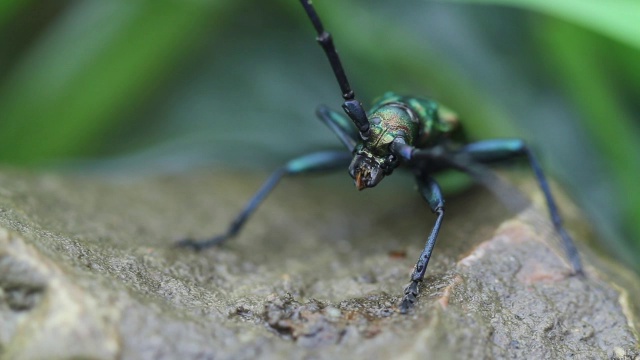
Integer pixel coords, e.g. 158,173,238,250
370,116,382,125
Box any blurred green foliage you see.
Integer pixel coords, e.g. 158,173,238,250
0,0,638,269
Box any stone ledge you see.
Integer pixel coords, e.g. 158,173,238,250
0,169,637,359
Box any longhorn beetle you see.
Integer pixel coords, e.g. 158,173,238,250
179,0,584,313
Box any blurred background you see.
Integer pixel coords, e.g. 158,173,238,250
0,0,638,270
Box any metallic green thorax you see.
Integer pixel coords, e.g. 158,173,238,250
368,92,460,150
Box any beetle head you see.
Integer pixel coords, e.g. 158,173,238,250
348,146,398,190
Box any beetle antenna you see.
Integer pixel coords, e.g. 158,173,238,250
299,0,370,138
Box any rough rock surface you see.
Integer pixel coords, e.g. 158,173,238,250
0,169,638,359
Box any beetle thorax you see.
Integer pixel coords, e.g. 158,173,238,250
365,103,420,155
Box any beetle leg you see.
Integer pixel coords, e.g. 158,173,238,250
460,139,583,275
399,175,445,313
177,150,351,250
316,105,358,152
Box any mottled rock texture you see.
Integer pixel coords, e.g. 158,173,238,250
0,169,638,359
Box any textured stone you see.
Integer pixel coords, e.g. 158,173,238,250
0,169,637,359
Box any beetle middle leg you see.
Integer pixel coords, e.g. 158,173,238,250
177,105,356,251
177,150,351,250
399,174,445,313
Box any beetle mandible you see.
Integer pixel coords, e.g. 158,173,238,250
179,0,584,313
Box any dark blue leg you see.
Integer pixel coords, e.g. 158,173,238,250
399,175,445,313
461,139,583,275
316,105,358,152
177,151,351,250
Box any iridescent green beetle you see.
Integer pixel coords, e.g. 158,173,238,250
179,0,583,313
349,92,460,190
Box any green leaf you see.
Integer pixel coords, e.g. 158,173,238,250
446,0,640,49
0,0,236,164
0,0,30,27
536,18,640,261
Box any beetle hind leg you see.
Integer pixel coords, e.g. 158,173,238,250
460,139,583,275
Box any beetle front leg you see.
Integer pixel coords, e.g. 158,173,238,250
177,150,351,250
399,175,445,313
316,105,358,152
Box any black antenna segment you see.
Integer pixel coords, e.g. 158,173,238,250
299,0,370,138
